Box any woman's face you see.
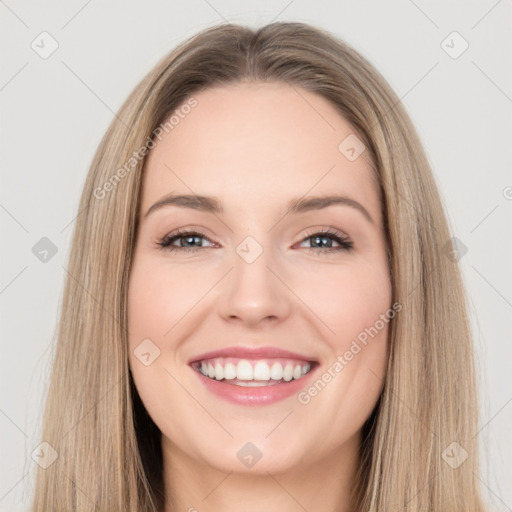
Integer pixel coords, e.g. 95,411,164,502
128,82,392,475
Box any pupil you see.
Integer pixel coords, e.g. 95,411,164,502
183,235,201,247
312,236,331,248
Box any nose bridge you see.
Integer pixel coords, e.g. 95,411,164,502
218,234,291,325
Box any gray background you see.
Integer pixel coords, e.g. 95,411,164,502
1,1,511,510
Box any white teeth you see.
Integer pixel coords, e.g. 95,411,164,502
214,363,224,380
224,362,237,380
236,360,253,380
283,364,294,381
253,361,271,380
270,362,283,380
197,358,314,384
234,380,280,387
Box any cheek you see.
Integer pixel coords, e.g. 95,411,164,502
293,258,392,348
291,262,391,440
128,266,168,340
126,260,180,395
126,261,195,439
127,259,209,345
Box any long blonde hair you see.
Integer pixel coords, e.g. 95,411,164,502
32,22,485,511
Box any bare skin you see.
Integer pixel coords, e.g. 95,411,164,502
128,82,392,512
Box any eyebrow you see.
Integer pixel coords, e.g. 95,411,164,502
144,193,374,224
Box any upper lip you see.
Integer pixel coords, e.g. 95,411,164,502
188,346,318,364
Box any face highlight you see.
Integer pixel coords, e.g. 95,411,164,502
127,82,392,479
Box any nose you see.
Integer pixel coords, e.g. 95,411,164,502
217,243,292,328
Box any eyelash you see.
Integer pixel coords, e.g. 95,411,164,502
156,227,353,255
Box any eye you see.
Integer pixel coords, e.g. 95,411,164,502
296,227,353,254
156,228,216,254
156,227,353,255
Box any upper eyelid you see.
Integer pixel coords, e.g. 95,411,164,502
160,227,352,247
162,227,349,239
164,228,213,241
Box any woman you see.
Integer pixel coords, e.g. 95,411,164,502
32,22,486,511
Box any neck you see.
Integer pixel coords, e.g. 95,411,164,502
161,431,361,512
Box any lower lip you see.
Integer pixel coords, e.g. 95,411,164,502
191,365,317,406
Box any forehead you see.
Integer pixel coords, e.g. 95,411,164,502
141,82,380,221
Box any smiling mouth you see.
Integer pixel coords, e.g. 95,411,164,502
191,357,316,387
